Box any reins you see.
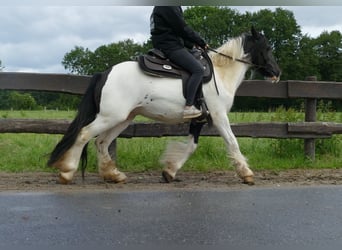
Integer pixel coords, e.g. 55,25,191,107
204,47,269,96
207,47,259,68
202,47,257,97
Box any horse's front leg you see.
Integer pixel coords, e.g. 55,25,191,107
160,122,204,182
95,120,131,183
213,115,254,185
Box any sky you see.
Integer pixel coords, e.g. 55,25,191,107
0,4,341,73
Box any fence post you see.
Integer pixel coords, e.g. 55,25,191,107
304,76,317,160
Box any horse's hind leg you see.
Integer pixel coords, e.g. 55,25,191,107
56,115,128,184
160,122,204,182
95,120,131,183
56,133,89,184
56,124,95,184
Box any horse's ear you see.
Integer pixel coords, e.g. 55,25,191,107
251,26,260,40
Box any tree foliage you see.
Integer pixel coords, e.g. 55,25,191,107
62,39,150,75
62,46,93,75
8,91,38,110
313,31,342,81
183,6,244,48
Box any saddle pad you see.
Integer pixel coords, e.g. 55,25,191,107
138,55,183,78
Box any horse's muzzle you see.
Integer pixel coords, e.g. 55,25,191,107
265,75,280,83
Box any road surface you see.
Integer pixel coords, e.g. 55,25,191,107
1,185,342,250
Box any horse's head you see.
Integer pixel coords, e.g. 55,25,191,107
244,27,281,83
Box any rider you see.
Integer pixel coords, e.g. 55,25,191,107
150,6,209,119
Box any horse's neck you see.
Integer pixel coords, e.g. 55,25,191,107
210,37,249,95
211,56,249,95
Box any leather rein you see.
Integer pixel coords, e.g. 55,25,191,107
204,47,271,96
207,47,262,69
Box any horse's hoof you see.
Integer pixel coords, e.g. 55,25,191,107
57,173,72,185
103,172,127,184
104,177,127,184
242,176,255,185
162,170,174,183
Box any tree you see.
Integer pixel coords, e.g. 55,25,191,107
313,30,342,81
8,91,38,110
62,46,93,75
312,31,342,111
46,93,81,110
184,6,242,48
295,35,320,80
62,39,149,75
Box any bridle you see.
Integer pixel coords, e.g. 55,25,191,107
207,47,264,70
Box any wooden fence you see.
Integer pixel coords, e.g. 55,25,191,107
0,72,341,160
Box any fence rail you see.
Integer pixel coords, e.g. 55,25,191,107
0,72,341,160
0,119,341,140
1,72,342,98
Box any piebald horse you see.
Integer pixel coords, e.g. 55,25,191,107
48,27,280,185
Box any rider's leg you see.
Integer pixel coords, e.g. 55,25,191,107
168,48,204,118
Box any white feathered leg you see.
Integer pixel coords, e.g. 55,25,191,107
160,135,197,182
213,113,254,185
95,120,131,183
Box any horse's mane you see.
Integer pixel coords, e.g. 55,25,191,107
209,36,246,67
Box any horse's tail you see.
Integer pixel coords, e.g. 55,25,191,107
47,70,109,178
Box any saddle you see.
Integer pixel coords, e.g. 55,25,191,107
137,48,212,86
136,49,213,123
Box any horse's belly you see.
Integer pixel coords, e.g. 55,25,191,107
137,97,185,123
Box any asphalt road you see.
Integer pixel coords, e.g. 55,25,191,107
1,186,342,250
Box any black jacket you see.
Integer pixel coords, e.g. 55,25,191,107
150,6,206,56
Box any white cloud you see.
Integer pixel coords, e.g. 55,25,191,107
302,25,341,38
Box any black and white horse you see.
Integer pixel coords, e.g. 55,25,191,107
48,27,280,185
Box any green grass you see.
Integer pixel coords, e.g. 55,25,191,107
0,109,341,173
0,110,77,119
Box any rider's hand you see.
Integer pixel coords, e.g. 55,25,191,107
196,44,209,50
